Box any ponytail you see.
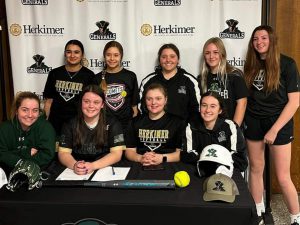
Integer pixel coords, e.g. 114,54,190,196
99,70,108,93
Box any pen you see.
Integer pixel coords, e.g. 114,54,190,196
112,166,115,175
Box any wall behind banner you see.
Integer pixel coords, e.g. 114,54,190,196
5,0,261,97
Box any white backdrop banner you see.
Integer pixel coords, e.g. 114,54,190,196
5,0,262,99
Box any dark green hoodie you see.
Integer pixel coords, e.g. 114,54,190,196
0,116,56,171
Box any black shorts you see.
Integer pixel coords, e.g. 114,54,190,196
244,113,294,145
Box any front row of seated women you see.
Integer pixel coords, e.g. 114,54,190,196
0,83,247,176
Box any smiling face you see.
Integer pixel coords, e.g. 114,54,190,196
159,48,179,74
104,46,122,73
81,92,104,122
16,98,40,131
204,43,221,73
252,29,270,59
200,95,222,129
65,44,83,66
145,88,167,118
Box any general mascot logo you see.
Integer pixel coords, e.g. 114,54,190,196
105,83,126,111
219,19,245,39
90,20,116,40
27,54,52,74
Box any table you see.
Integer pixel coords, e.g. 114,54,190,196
0,161,258,225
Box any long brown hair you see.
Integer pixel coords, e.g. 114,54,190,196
99,41,124,92
75,85,107,148
244,25,280,92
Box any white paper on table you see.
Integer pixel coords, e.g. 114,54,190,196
91,166,130,181
56,168,92,181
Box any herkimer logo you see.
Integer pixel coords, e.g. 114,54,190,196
21,0,48,5
89,58,130,71
10,24,22,36
90,20,116,40
27,54,52,74
219,19,245,39
154,0,181,6
141,23,195,36
140,24,152,36
10,24,64,36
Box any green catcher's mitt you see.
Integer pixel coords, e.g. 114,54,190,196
6,159,42,192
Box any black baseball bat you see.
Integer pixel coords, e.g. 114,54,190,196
84,180,175,189
44,180,175,189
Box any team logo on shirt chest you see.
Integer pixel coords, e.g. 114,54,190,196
105,84,125,111
139,129,169,151
253,70,265,91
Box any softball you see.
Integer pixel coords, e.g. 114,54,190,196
174,171,190,188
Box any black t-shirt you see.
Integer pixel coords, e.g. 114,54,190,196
247,54,300,118
126,113,185,155
43,65,94,135
59,116,125,161
202,70,248,120
94,68,139,129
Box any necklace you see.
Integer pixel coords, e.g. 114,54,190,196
65,66,82,79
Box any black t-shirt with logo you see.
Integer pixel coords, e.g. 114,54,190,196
126,113,185,155
59,116,125,162
94,68,139,129
43,65,94,135
202,70,248,119
247,54,300,118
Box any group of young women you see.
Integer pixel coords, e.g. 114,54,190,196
0,25,299,225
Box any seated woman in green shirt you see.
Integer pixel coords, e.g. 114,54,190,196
0,92,56,175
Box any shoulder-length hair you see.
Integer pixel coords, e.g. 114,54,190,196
10,91,40,119
142,83,168,113
244,25,280,92
74,85,107,148
200,91,228,119
199,37,237,93
155,43,180,71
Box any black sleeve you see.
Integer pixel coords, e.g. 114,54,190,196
92,72,102,85
232,74,249,100
43,70,56,99
59,120,74,149
231,125,248,172
283,57,300,93
131,73,140,106
107,118,125,148
138,78,150,114
124,119,137,148
174,119,185,149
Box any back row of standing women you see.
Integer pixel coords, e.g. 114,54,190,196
0,25,299,225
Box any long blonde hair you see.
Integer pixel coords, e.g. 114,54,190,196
199,37,237,93
244,25,280,92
